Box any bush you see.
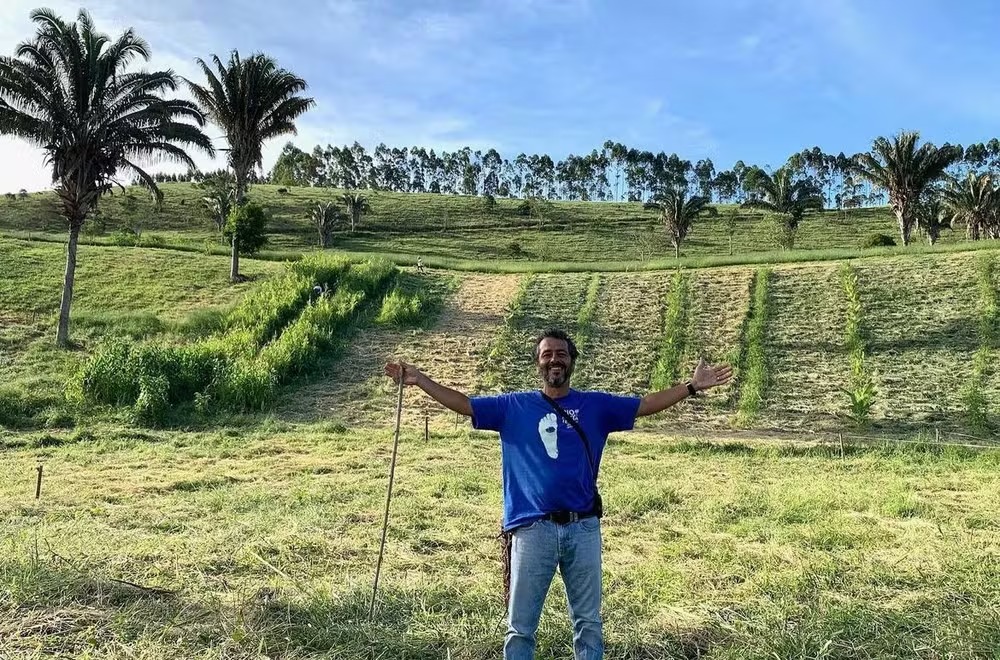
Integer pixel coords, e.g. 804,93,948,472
110,226,141,246
377,288,424,326
225,202,269,256
0,386,61,430
862,233,896,248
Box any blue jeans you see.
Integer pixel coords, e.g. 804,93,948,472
504,517,603,660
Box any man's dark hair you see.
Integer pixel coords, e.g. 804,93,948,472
533,328,579,363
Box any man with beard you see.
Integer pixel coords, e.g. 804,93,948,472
384,328,732,660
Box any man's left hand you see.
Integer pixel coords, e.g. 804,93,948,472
691,358,733,391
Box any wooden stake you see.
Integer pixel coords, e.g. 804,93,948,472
370,372,405,621
838,433,845,459
35,465,43,499
424,411,429,442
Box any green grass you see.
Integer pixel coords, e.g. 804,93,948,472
964,256,999,431
0,237,282,430
841,263,877,427
6,182,1000,267
735,269,772,426
651,271,690,391
1,426,998,658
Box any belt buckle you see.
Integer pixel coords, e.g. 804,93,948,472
568,512,579,523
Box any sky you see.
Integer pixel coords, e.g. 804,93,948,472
2,0,1000,191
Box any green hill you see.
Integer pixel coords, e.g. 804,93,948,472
2,236,997,438
2,235,1000,658
0,182,949,264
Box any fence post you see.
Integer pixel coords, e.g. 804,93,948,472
35,465,43,499
424,411,429,442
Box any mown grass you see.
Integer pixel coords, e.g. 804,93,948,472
1,426,998,658
9,225,1000,274
5,182,1000,267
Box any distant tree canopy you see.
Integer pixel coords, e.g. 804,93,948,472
261,138,1000,213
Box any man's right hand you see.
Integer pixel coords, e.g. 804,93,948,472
384,361,422,386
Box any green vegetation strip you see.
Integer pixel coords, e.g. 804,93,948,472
841,263,877,426
7,229,1000,274
75,256,395,421
651,271,690,390
736,268,772,426
480,274,534,390
964,256,1000,430
570,274,602,388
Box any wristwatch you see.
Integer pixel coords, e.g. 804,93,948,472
685,381,699,397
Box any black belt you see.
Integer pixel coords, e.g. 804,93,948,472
543,510,599,525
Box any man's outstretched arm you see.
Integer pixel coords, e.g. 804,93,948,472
637,358,733,417
384,362,473,417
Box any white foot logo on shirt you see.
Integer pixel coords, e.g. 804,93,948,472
538,413,559,459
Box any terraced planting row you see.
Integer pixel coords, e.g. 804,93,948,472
856,255,984,433
276,250,1000,437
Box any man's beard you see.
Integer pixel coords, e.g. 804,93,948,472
540,361,573,388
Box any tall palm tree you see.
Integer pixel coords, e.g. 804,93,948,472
0,9,213,346
643,186,715,258
341,192,370,232
741,166,824,249
851,132,962,246
940,172,999,241
311,201,341,248
186,51,313,280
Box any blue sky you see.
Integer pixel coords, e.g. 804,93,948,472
3,0,1000,191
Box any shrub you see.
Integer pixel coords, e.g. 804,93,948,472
377,288,424,326
861,233,896,248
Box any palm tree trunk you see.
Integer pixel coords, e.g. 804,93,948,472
230,235,240,281
56,222,81,347
674,242,679,259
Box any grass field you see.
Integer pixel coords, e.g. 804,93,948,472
2,427,999,658
3,228,1000,658
0,183,984,266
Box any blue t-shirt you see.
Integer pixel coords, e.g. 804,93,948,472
470,389,641,531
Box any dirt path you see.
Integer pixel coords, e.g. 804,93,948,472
281,273,523,429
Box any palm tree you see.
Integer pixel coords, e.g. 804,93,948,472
741,166,824,249
851,132,962,246
341,192,370,232
643,187,715,258
186,51,313,280
913,194,950,245
940,172,999,241
312,201,342,248
200,172,235,239
0,9,213,346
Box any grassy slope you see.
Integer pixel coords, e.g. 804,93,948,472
1,428,998,658
4,237,1000,437
0,182,979,265
3,229,1000,657
0,238,282,422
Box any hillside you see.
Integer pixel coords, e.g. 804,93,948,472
0,183,943,264
2,237,999,659
2,236,997,439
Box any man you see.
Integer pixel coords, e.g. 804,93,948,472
384,328,732,659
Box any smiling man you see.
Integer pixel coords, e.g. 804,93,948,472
384,328,732,660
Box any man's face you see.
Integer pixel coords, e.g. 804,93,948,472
536,337,574,388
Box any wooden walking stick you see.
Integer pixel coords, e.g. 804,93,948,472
369,366,406,621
